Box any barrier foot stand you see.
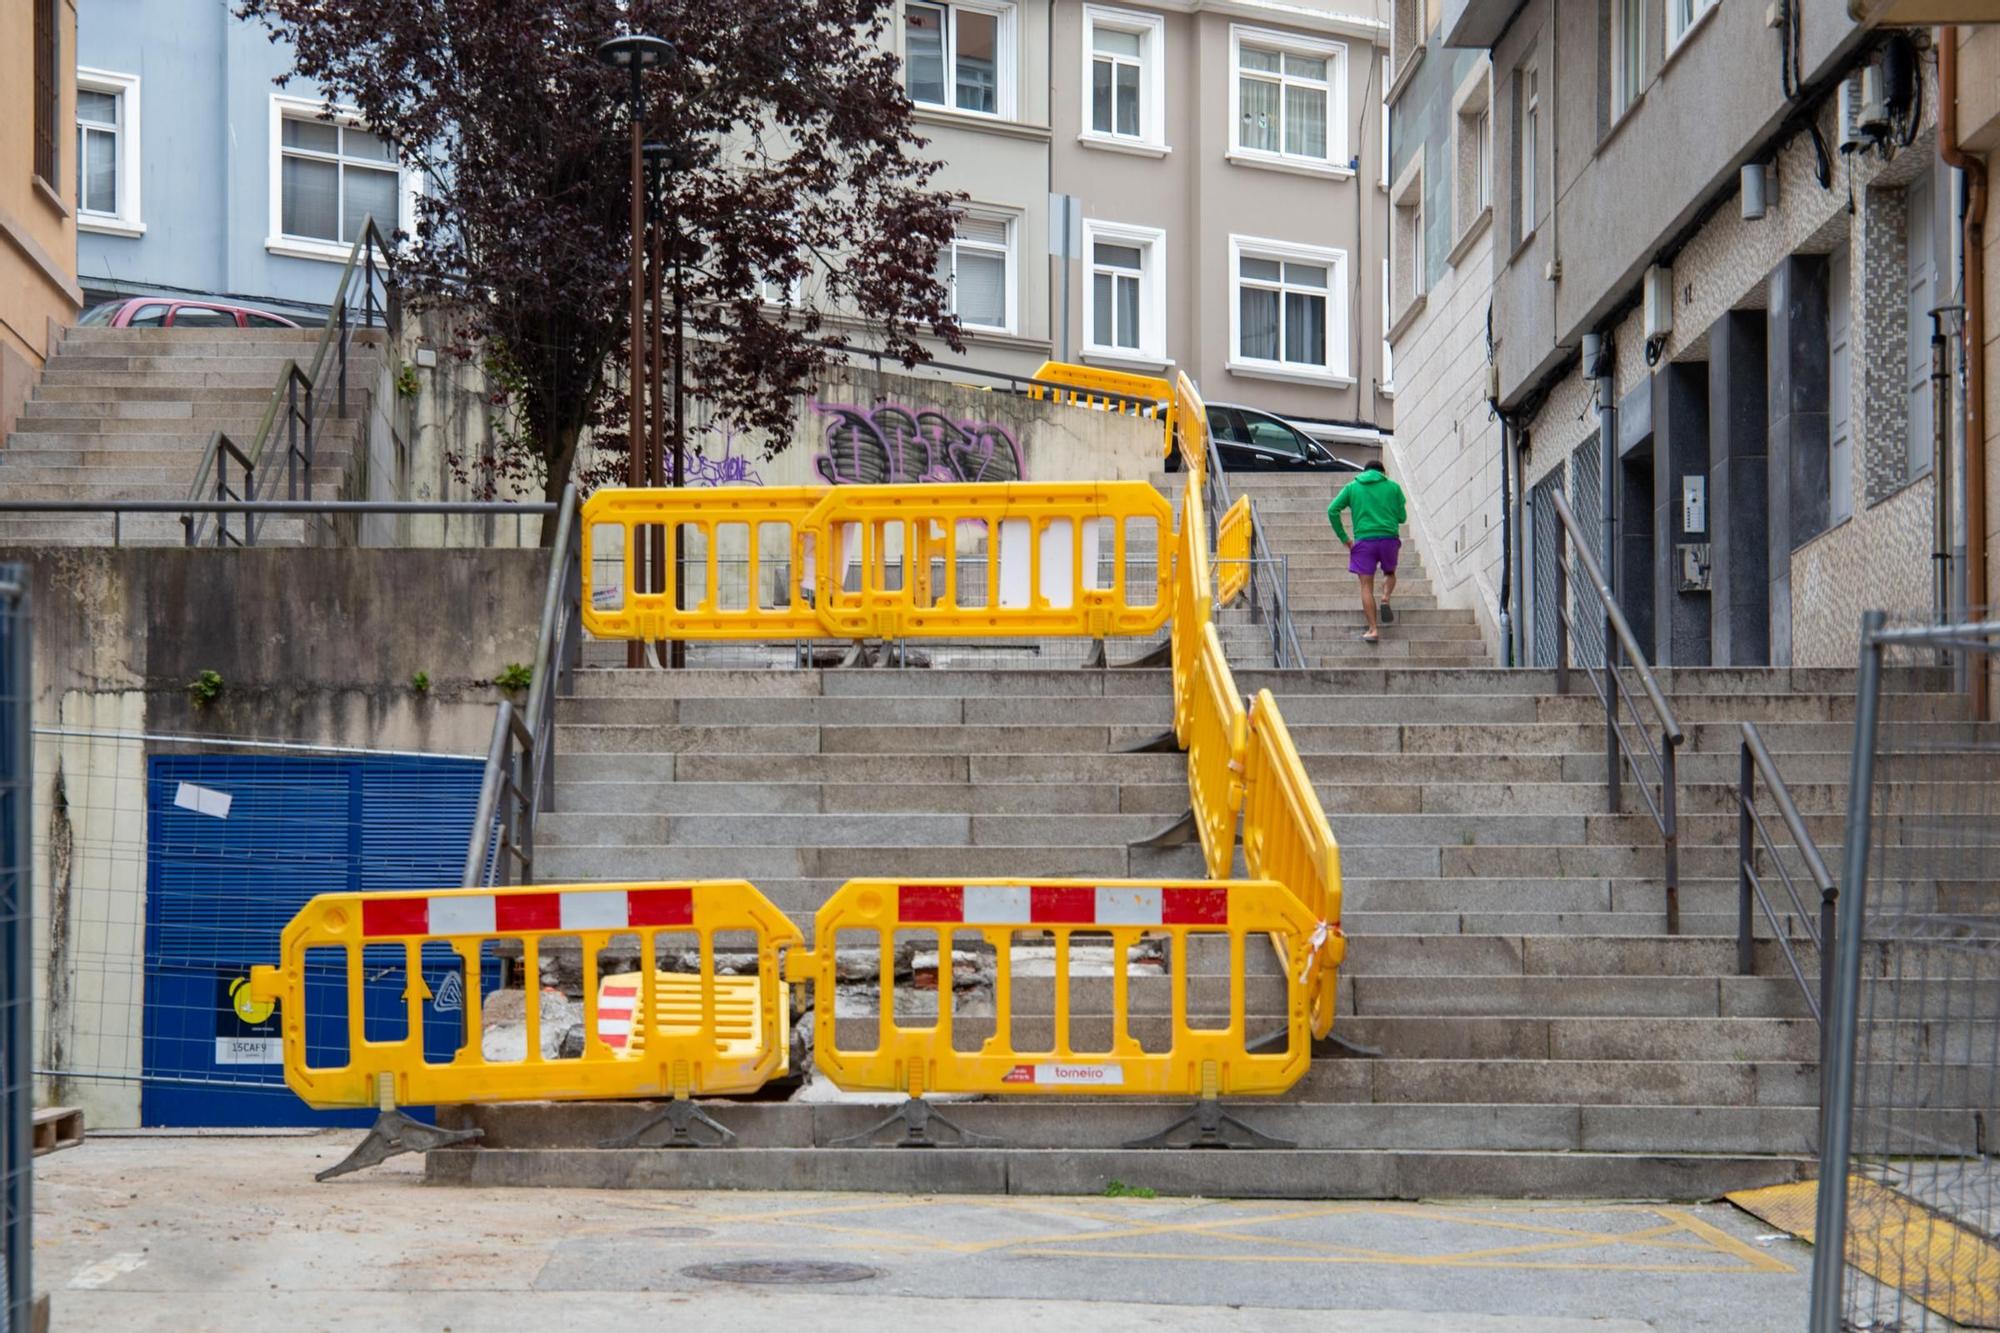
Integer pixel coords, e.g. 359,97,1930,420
1131,808,1198,848
1082,638,1108,670
840,640,875,668
316,1109,482,1181
1114,639,1174,670
1122,729,1181,755
599,1096,737,1149
1122,1097,1294,1151
827,1098,1002,1149
1313,1029,1384,1059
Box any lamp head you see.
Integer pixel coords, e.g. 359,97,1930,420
596,33,673,71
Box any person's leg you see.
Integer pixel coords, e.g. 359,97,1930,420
1378,540,1400,623
1356,572,1379,640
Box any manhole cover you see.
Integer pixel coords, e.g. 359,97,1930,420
628,1226,713,1241
682,1260,880,1286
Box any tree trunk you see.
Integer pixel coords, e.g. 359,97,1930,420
538,420,584,547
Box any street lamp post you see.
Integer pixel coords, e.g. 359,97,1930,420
644,141,678,668
597,31,672,669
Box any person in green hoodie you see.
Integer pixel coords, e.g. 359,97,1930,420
1327,460,1408,644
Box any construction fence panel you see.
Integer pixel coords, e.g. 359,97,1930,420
247,881,802,1111
1171,474,1213,748
1216,495,1252,608
1812,616,2000,1333
1186,622,1248,879
1242,689,1347,1039
791,878,1316,1099
1027,361,1176,460
1,569,29,1333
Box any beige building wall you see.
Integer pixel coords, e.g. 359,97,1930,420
1047,1,1393,431
1,0,84,444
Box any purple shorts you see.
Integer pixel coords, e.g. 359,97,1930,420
1347,537,1401,576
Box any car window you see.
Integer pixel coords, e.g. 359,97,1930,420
78,302,121,326
125,303,170,327
167,306,238,328
245,314,292,329
1205,406,1249,444
1242,413,1307,458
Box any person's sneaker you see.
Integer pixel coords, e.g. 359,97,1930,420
1358,631,1379,644
1378,600,1395,624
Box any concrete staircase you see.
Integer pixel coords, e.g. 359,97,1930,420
0,325,384,546
429,638,1984,1198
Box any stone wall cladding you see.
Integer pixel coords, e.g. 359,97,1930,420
1861,183,1912,505
1508,67,1943,666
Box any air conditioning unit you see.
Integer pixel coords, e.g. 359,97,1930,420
1643,265,1674,343
1836,72,1868,153
1858,64,1890,139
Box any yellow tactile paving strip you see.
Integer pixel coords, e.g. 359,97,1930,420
1730,1177,2000,1327
578,1195,1798,1277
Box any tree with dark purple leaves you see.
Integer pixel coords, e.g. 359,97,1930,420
237,0,964,525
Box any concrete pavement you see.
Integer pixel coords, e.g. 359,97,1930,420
30,1132,1825,1331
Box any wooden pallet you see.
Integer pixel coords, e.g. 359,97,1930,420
31,1105,84,1156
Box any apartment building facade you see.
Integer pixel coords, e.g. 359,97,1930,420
1384,9,1503,653
1441,0,1958,670
899,0,1395,445
73,0,417,316
3,0,82,443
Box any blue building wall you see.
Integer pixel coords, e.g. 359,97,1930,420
1389,45,1485,295
77,0,391,314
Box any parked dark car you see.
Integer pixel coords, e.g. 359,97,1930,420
78,297,301,329
1169,402,1364,472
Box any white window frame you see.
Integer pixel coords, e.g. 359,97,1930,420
1380,257,1394,395
1518,63,1539,244
1226,235,1350,386
938,206,1019,335
1079,5,1167,155
1081,217,1167,367
266,94,417,263
1227,24,1350,178
1667,0,1719,51
75,68,143,237
903,1,1018,122
1449,63,1494,258
1609,0,1645,122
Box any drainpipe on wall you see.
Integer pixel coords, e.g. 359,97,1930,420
1940,27,1990,719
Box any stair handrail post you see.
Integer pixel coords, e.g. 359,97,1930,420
337,299,349,421
1553,515,1570,695
1662,733,1679,933
285,369,300,502
1738,735,1756,975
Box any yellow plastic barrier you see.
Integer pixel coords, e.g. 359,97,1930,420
1216,494,1252,608
1028,360,1175,459
1169,474,1212,748
581,486,825,642
1241,692,1347,1038
1172,370,1208,479
245,881,802,1111
1186,622,1248,878
581,481,1174,645
787,877,1317,1098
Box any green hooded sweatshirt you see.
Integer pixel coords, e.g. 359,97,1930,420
1327,469,1408,543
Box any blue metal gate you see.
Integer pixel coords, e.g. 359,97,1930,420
141,751,482,1127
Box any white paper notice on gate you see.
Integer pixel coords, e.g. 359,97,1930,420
173,782,232,819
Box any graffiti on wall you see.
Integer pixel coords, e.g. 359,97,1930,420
811,400,1024,486
687,423,766,488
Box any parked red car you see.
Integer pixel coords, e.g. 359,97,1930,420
77,297,301,329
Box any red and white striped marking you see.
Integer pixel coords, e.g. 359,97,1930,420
360,887,695,938
597,981,638,1050
895,884,1227,927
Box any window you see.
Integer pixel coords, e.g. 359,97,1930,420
905,3,1014,119
1829,243,1852,522
1229,235,1350,382
1668,0,1718,48
935,211,1015,333
125,303,169,328
33,0,59,188
1081,7,1165,150
1390,0,1424,87
1517,63,1539,243
1380,261,1396,391
1390,152,1425,322
75,69,143,235
1610,0,1644,121
1230,26,1347,171
1451,66,1493,247
1905,172,1937,482
276,102,400,254
1082,219,1166,363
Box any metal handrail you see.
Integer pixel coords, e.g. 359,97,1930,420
1548,489,1686,932
1199,429,1304,668
184,217,395,545
1737,720,1837,1025
461,485,581,887
179,434,258,548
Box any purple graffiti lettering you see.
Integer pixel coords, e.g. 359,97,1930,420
688,423,764,488
811,400,1024,486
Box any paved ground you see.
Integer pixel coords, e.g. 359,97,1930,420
31,1131,1824,1331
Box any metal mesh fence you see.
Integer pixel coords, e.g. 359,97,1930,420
1,569,29,1333
1529,469,1563,668
1814,613,2000,1332
1567,439,1605,670
31,728,480,1130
